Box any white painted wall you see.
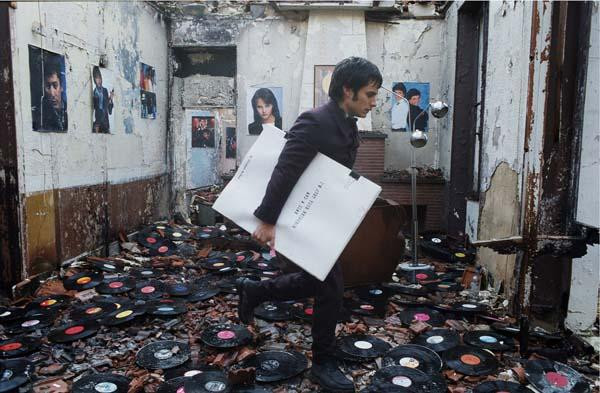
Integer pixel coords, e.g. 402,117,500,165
366,19,446,170
567,244,600,332
10,2,169,195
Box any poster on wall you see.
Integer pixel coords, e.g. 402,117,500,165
390,82,430,131
314,65,335,108
28,45,68,132
226,127,237,159
191,116,215,148
247,86,283,135
91,66,115,133
140,63,156,119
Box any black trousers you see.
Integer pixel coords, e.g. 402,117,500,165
254,260,344,364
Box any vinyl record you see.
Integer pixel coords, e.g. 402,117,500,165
131,268,162,279
183,371,231,393
149,240,178,256
463,330,516,352
386,283,430,297
137,230,165,248
0,308,24,324
246,259,278,272
428,281,463,293
195,227,223,240
64,271,104,291
490,323,521,337
441,345,499,376
164,227,192,241
132,280,166,300
234,386,272,393
157,377,186,393
72,373,131,393
234,251,256,266
370,365,447,393
163,363,214,381
354,285,389,303
412,328,460,353
242,350,308,383
473,381,534,393
200,324,252,349
5,315,54,334
256,269,282,279
136,341,191,370
92,296,132,310
70,301,118,321
0,358,33,393
399,307,445,327
338,335,391,359
146,299,187,316
90,260,123,273
0,336,41,358
96,277,136,295
382,344,443,374
186,288,220,303
291,304,315,322
48,320,99,343
167,283,193,297
200,257,235,273
344,299,386,317
215,277,241,294
27,295,71,312
100,305,146,326
254,302,292,322
449,302,489,315
524,359,591,393
404,269,438,284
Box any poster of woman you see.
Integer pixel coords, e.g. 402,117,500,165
247,86,283,135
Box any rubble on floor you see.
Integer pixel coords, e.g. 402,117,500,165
0,222,597,393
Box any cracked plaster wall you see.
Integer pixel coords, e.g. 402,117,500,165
11,2,169,194
367,19,446,171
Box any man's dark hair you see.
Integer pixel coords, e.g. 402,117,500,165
392,82,406,95
92,66,102,81
328,57,382,102
406,88,421,101
43,62,62,85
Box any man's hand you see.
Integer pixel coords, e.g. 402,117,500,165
253,222,275,249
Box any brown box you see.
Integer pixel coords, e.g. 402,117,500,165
340,198,407,286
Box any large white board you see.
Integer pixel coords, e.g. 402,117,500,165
213,125,381,281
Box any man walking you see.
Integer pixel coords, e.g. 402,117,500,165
237,57,382,392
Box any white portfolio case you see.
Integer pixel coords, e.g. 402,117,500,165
213,125,381,281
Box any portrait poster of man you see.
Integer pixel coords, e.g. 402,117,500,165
314,65,335,108
191,116,215,148
247,86,283,135
390,82,430,131
140,63,156,119
28,45,68,132
226,127,237,159
91,66,114,133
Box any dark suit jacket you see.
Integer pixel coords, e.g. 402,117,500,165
254,99,360,225
93,86,113,132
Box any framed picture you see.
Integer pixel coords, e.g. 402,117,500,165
314,65,335,108
140,63,156,119
247,86,283,135
29,45,68,132
191,116,215,148
390,82,430,131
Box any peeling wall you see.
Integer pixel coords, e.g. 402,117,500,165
9,2,170,275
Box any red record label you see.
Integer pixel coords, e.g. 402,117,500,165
237,255,245,262
415,273,428,280
0,342,22,351
65,325,85,335
460,354,481,366
40,299,57,307
360,304,374,311
158,246,169,253
217,330,236,340
141,286,156,294
146,237,157,244
305,308,314,315
413,313,431,322
545,372,569,388
109,281,124,289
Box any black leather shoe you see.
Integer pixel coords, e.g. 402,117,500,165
235,277,261,324
310,359,355,392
